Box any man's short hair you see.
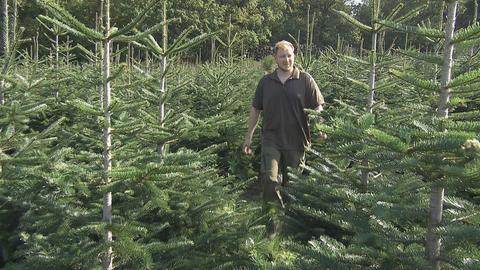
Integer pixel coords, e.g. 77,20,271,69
274,40,295,55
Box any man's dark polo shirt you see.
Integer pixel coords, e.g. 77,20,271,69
252,67,324,151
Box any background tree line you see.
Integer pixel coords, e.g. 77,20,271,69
5,0,478,62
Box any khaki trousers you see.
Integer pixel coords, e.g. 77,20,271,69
260,146,305,207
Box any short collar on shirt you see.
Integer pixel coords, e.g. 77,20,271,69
267,66,300,82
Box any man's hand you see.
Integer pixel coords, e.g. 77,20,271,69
242,138,253,155
318,131,327,142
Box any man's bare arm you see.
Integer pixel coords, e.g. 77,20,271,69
243,107,261,155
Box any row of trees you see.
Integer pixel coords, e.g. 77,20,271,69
1,0,264,268
303,1,480,269
1,0,477,62
353,0,479,50
7,0,357,57
1,0,479,269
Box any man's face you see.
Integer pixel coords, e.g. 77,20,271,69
275,47,294,72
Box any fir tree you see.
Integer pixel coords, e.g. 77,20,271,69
333,0,426,190
377,0,480,268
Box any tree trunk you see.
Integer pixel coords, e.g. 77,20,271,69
426,2,457,269
55,33,59,99
433,0,446,81
131,45,135,66
359,37,364,58
475,0,479,23
116,44,120,65
436,1,456,119
65,35,70,65
159,0,168,157
127,43,131,66
0,79,4,105
95,12,99,66
33,32,39,62
102,0,113,269
196,48,200,64
9,0,16,50
145,49,150,70
127,42,132,84
210,37,215,63
426,187,445,270
361,30,377,191
336,33,341,52
378,31,384,55
95,12,103,110
55,34,59,68
1,0,8,57
0,0,8,105
404,32,408,50
439,1,446,29
471,0,478,57
367,32,377,113
227,14,232,64
0,0,6,104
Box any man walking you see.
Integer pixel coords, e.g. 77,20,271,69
242,40,325,237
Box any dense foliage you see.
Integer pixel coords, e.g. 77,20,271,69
1,0,479,269
8,0,478,61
